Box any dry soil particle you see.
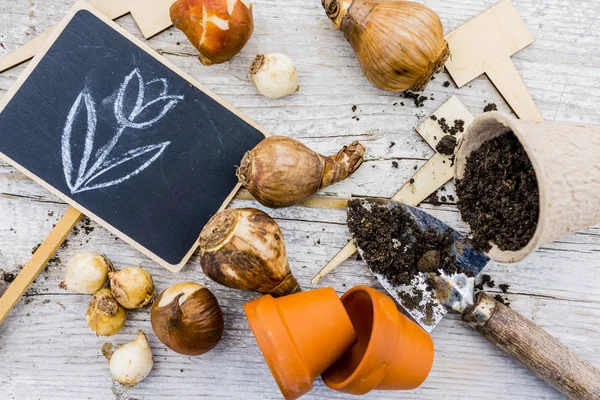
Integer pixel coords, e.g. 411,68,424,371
456,132,539,252
347,199,471,288
484,103,498,112
436,135,457,155
402,91,428,107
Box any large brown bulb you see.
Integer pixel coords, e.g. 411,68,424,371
199,208,300,297
323,0,449,92
237,136,365,208
151,282,224,356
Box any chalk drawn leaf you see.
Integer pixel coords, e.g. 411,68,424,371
61,89,97,193
75,142,171,194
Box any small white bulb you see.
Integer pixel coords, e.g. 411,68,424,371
249,53,299,99
59,252,114,294
109,331,154,387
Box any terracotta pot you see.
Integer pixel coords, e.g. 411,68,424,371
322,285,434,395
244,287,356,400
454,111,600,263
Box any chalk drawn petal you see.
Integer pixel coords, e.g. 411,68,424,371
75,142,171,193
128,96,183,128
114,68,145,125
62,90,97,194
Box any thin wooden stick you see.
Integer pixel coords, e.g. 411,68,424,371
234,189,350,210
0,206,82,325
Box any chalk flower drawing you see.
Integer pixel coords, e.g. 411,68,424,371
62,68,184,194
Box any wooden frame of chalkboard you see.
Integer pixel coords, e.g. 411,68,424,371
0,1,268,272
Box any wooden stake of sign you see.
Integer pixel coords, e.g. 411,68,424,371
0,0,175,73
444,0,543,122
0,207,81,325
311,96,474,284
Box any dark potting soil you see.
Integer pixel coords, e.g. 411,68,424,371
402,91,428,107
347,199,472,288
484,103,498,112
436,135,457,156
436,118,465,136
456,132,539,252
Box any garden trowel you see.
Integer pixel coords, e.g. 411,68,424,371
348,198,600,399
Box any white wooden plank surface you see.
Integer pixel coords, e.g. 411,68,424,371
1,0,599,399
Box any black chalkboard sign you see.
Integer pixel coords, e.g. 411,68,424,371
0,4,265,270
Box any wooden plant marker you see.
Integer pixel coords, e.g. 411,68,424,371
0,0,175,73
444,0,543,122
312,96,474,283
0,207,81,325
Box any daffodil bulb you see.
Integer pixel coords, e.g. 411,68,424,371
106,330,154,387
109,266,155,309
86,288,127,336
59,252,115,294
249,53,299,99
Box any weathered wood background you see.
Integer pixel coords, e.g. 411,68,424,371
1,0,599,399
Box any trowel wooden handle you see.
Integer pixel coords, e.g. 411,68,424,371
463,292,600,399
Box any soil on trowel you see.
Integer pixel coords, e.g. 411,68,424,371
347,199,473,287
456,132,539,252
347,199,475,324
436,135,457,156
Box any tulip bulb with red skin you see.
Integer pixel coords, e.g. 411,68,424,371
170,0,253,65
151,282,224,356
199,208,300,296
237,136,365,208
322,0,449,92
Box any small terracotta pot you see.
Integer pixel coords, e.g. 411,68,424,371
244,287,357,400
322,285,434,395
455,111,600,263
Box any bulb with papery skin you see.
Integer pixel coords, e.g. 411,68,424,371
322,0,449,92
107,330,154,387
250,53,299,99
151,282,224,356
86,288,127,336
170,0,254,65
109,266,155,310
59,252,114,294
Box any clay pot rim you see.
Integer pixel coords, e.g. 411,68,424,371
454,111,545,263
322,285,400,393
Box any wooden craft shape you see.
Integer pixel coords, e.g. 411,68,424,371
312,96,474,283
0,0,175,73
444,0,543,122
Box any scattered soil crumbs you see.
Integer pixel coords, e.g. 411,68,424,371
456,132,539,252
392,161,399,168
436,135,457,155
437,118,465,135
426,191,441,206
347,199,473,323
494,294,511,307
443,81,451,87
402,91,428,107
2,271,16,283
352,105,357,112
389,141,396,148
475,274,511,307
484,103,498,112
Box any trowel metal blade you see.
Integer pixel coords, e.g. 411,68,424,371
349,199,490,332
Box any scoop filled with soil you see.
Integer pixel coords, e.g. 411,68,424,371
455,111,600,262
